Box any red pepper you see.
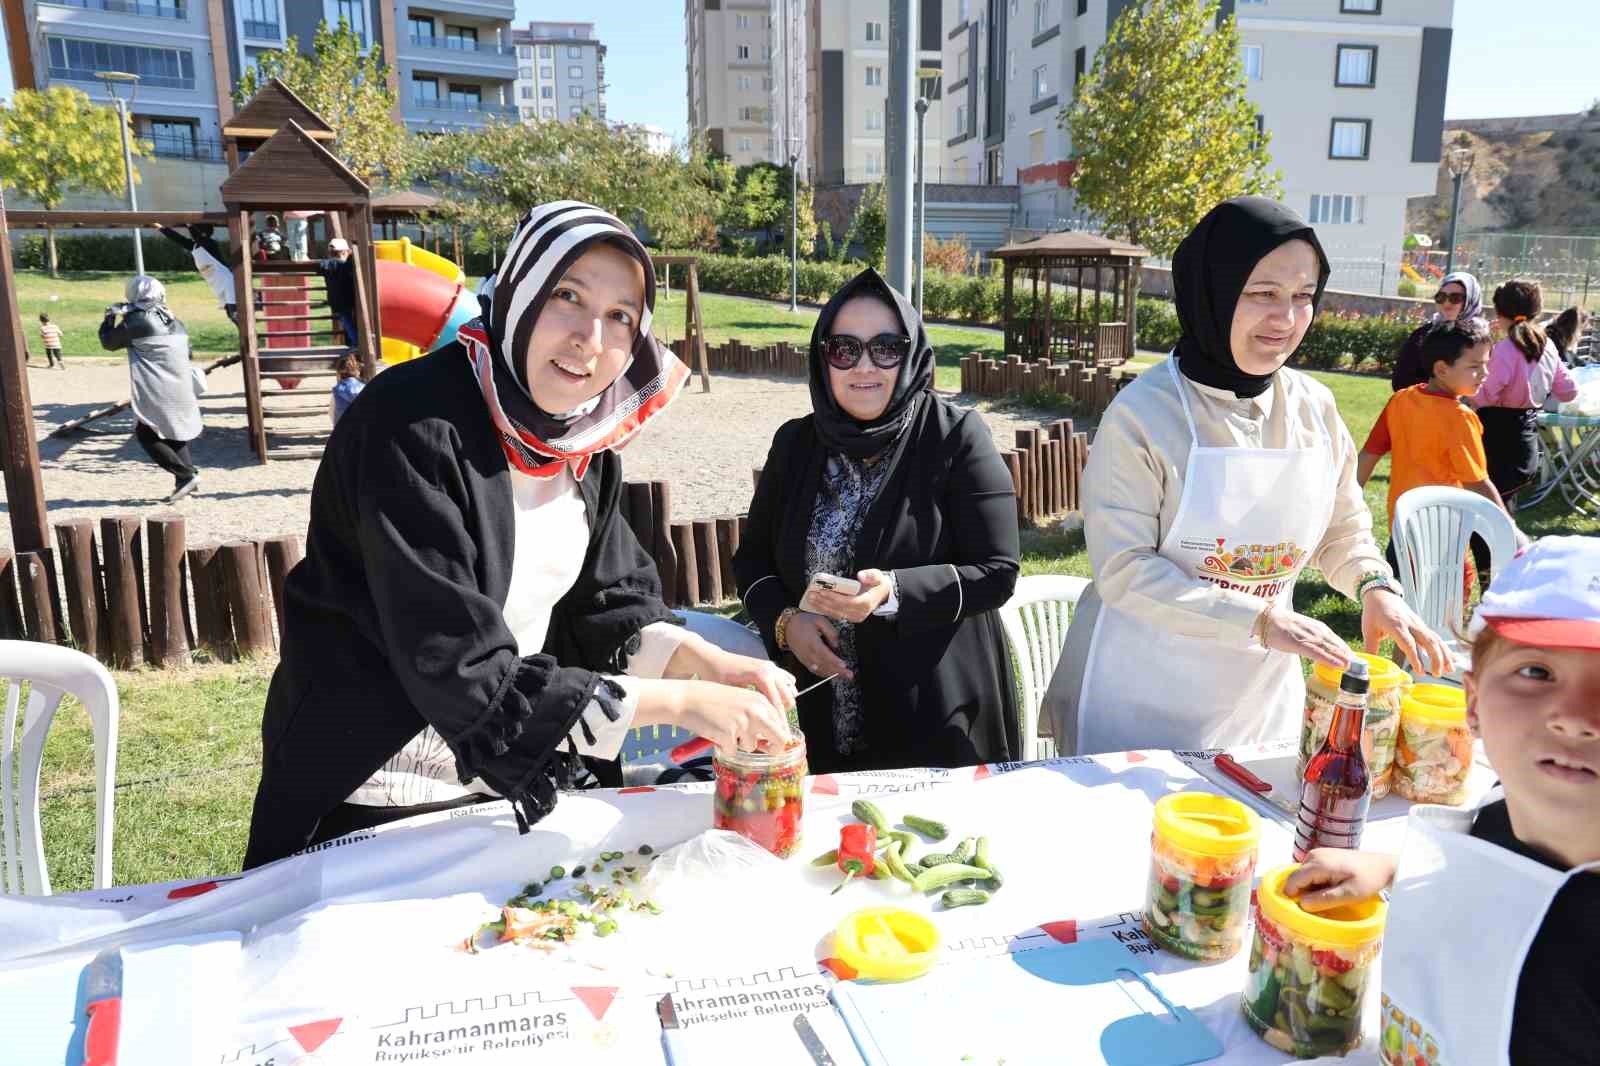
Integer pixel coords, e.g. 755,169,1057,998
832,824,877,895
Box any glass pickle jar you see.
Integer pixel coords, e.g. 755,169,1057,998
1143,793,1261,961
1299,652,1408,798
712,735,806,858
1242,864,1387,1059
1390,684,1473,805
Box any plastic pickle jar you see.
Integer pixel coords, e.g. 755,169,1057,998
1298,652,1409,798
1142,793,1261,961
1242,863,1387,1059
712,735,806,858
1390,684,1472,805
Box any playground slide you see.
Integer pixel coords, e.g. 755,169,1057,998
1401,263,1426,287
373,238,470,363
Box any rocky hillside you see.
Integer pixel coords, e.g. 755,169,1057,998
1406,110,1600,237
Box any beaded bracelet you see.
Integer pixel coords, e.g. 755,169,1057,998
775,607,798,651
1355,573,1396,600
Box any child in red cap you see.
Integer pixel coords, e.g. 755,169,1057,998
1285,535,1600,1065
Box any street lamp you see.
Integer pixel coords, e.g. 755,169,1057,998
782,0,800,312
1444,144,1474,277
96,71,144,275
914,96,928,314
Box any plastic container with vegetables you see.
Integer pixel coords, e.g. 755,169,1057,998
1143,793,1260,962
1390,684,1473,805
1241,863,1386,1059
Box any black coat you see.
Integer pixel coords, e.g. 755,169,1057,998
243,344,673,868
1391,325,1432,391
733,396,1021,773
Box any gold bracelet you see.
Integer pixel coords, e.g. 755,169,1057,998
775,607,798,651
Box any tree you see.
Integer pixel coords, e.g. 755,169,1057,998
1063,0,1280,256
233,20,408,186
715,162,818,255
846,183,888,267
0,87,143,277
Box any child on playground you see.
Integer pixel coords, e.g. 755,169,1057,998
1285,535,1600,1065
329,353,364,428
37,313,64,369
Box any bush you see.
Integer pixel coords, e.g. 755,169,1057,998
1397,279,1419,298
11,232,226,273
1135,298,1181,352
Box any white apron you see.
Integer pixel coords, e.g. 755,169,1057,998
1378,792,1600,1065
1072,358,1337,754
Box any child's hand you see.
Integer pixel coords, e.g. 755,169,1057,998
1284,849,1397,912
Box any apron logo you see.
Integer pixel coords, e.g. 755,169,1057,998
1379,994,1441,1066
1197,539,1306,599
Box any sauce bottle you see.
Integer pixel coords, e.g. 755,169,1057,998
1293,658,1372,861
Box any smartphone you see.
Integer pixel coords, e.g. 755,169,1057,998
800,572,861,613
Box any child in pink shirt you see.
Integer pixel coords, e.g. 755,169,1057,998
1473,280,1579,502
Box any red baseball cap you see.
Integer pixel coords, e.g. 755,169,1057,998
1469,536,1600,650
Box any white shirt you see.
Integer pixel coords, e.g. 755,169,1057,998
347,467,689,807
191,246,236,307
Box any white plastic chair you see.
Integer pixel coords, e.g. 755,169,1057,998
997,575,1090,762
1390,486,1518,675
0,641,119,895
617,611,770,783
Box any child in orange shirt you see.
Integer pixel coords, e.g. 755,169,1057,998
1358,318,1517,579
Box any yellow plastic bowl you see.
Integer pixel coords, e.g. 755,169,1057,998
834,906,942,982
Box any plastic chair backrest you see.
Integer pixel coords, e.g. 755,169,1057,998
997,575,1089,762
617,612,769,765
1390,486,1518,658
0,641,119,895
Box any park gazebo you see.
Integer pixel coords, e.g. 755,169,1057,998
989,232,1148,365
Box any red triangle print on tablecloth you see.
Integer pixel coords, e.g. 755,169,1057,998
810,775,839,795
819,957,858,980
972,763,992,781
289,1018,342,1053
571,986,620,1021
1125,752,1148,764
1040,920,1079,944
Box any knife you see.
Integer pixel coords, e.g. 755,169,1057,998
82,947,123,1066
1214,753,1299,820
668,673,840,764
793,1013,837,1066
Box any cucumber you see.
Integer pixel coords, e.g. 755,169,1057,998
941,888,990,909
952,837,976,864
918,851,960,869
851,800,890,832
902,814,948,841
972,836,1003,890
912,863,995,893
881,840,918,885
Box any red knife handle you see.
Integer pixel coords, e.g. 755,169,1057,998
669,736,713,763
84,996,121,1066
1215,753,1272,794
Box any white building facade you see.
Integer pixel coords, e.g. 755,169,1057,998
512,20,606,126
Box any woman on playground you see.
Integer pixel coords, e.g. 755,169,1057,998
244,201,796,868
1041,197,1447,756
733,268,1020,774
1391,270,1485,391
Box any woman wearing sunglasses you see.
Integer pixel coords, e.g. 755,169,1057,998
733,268,1021,773
1391,271,1485,391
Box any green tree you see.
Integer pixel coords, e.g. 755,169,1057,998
233,20,408,186
1063,0,1279,256
0,87,143,277
846,183,888,268
715,162,817,255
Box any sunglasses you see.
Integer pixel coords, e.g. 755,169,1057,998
821,333,912,371
1433,292,1465,306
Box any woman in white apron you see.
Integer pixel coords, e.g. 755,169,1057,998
1043,198,1446,755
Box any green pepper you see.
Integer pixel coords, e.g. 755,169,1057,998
1247,967,1281,1023
811,848,841,867
881,840,918,884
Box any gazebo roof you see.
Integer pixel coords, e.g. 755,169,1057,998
989,231,1149,260
371,190,441,213
221,121,368,208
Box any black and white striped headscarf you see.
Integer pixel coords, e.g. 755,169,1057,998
458,200,688,480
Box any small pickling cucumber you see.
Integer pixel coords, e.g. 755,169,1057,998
851,800,890,832
912,863,995,894
952,837,976,864
902,814,948,841
972,836,1003,890
941,888,991,909
918,851,960,869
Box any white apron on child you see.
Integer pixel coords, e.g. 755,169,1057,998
1377,790,1600,1065
1069,358,1338,754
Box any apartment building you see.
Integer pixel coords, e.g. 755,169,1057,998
685,0,778,166
397,1,518,132
512,20,607,125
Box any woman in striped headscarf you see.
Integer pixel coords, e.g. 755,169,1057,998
244,202,796,868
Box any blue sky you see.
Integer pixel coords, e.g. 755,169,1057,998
1,1,1594,137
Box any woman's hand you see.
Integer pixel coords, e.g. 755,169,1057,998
695,646,798,716
666,680,793,753
1283,849,1397,912
1259,606,1352,671
806,568,893,624
1361,588,1451,677
786,611,854,681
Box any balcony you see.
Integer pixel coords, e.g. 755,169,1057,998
408,97,518,119
408,34,511,55
39,0,186,18
49,65,194,90
139,134,225,162
242,19,280,39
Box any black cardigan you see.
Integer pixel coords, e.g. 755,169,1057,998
733,396,1021,772
243,344,674,868
1391,325,1432,391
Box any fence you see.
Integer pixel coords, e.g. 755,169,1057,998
1448,232,1600,309
959,352,1134,417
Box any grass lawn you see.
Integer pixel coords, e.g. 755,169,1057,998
12,271,1596,892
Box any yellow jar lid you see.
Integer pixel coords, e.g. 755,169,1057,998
1152,792,1261,858
834,907,942,982
1312,652,1408,692
1402,684,1467,727
1257,864,1387,947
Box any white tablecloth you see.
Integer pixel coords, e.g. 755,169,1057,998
0,744,1499,1066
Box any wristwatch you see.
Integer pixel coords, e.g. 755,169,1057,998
1356,573,1403,600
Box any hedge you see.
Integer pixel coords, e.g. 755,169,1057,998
10,232,229,274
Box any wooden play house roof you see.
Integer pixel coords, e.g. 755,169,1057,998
221,121,368,209
223,79,336,146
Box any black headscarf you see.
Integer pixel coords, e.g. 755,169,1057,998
808,268,935,459
1172,197,1331,399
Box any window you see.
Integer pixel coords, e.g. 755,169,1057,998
736,44,750,60
446,26,477,51
518,45,532,59
738,74,752,91
1335,45,1376,87
333,0,365,39
866,107,883,131
1329,118,1371,159
540,85,553,98
986,144,1004,185
449,84,480,108
568,45,582,57
411,75,438,104
569,65,583,78
1309,193,1366,225
739,105,756,120
568,85,582,98
955,102,968,135
1340,0,1379,11
147,119,197,158
243,0,279,40
519,66,532,79
920,74,940,100
520,86,533,99
1076,0,1088,13
1032,64,1049,101
865,21,883,43
407,15,433,43
761,45,771,60
1008,48,1016,80
572,105,584,117
1028,128,1045,165
1034,0,1048,35
866,65,882,86
738,135,754,152
763,75,773,90
46,37,196,89
1242,44,1262,80
539,45,552,57
1252,113,1265,148
1074,46,1085,88
540,65,552,78
735,12,750,28
542,105,555,118
865,150,882,177
957,48,969,81
958,0,970,21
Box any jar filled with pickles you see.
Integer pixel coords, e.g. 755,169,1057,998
712,735,806,858
1390,684,1473,805
1299,652,1408,798
1242,863,1387,1059
1143,793,1261,961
